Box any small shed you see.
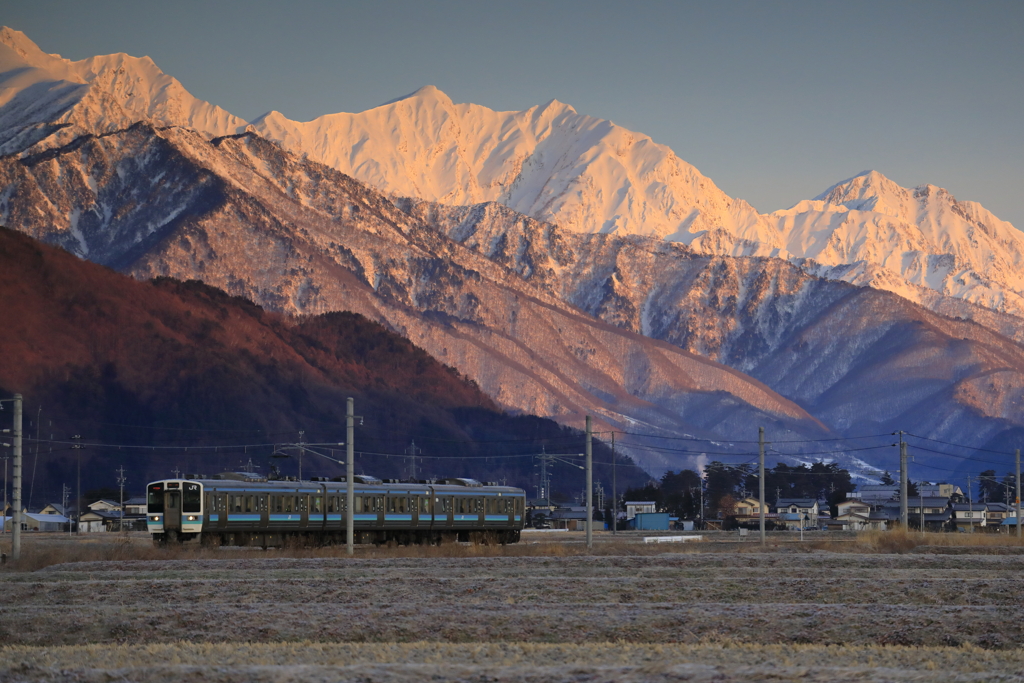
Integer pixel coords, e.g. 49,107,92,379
629,512,670,530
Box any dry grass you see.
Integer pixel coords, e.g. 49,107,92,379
2,640,1023,682
3,528,1024,572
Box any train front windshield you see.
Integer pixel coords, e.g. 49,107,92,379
148,483,164,514
183,482,201,513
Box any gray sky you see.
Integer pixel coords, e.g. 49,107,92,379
7,0,1023,228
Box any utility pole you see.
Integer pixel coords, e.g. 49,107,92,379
1016,448,1021,538
585,415,593,550
346,398,354,556
897,431,908,528
71,435,84,535
63,484,71,535
1,453,7,527
297,430,305,481
606,436,614,536
967,474,973,534
920,494,924,532
116,466,126,533
11,394,22,561
759,427,766,547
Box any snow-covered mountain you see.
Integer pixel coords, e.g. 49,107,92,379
0,27,247,155
249,86,1024,321
3,27,1022,323
3,27,1024,478
250,85,782,254
774,170,1024,319
0,121,842,474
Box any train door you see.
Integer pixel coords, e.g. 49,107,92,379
259,494,269,529
506,496,514,527
164,488,181,535
477,496,485,528
300,494,309,529
217,493,227,529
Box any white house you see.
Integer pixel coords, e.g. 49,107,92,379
625,501,656,520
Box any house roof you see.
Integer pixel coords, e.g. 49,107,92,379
24,512,70,524
776,498,817,507
951,504,987,512
625,501,656,506
124,497,147,506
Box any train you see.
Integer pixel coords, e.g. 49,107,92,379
146,472,526,547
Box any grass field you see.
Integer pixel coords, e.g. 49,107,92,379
1,530,1022,681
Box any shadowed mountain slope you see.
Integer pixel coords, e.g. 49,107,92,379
0,227,650,501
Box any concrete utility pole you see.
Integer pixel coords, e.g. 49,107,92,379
12,394,22,561
116,466,127,533
897,431,908,528
346,398,355,556
967,474,973,533
920,494,925,532
1016,448,1021,538
297,430,305,481
606,436,614,536
759,427,766,547
71,435,84,535
585,415,593,550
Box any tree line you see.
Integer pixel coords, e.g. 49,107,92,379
621,461,856,520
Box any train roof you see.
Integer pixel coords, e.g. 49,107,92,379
149,475,524,495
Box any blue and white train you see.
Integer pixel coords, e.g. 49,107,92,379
147,473,526,547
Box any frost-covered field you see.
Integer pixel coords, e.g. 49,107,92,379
1,532,1023,681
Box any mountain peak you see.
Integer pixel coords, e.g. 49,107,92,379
380,84,453,108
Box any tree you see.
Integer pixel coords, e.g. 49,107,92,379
880,470,896,486
978,470,1003,503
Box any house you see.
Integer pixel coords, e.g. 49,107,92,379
548,507,589,531
851,485,899,505
124,496,147,516
951,503,986,532
625,501,657,520
38,503,68,517
835,499,872,530
22,512,70,532
983,503,1013,529
918,484,962,499
732,497,766,517
88,499,122,513
775,498,819,517
79,509,125,532
880,498,953,531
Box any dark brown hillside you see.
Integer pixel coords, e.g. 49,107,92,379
0,227,645,503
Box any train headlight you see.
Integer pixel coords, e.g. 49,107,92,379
151,516,161,522
187,515,197,521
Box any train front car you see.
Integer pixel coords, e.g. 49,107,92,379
147,479,204,544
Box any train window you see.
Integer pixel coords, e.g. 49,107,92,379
298,496,306,513
168,494,179,509
387,497,397,513
354,496,362,512
183,484,201,513
341,497,347,511
311,496,321,513
421,497,430,514
398,497,407,514
273,496,282,513
327,497,335,513
443,498,452,514
374,496,384,512
148,485,165,514
283,497,293,513
231,496,241,513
